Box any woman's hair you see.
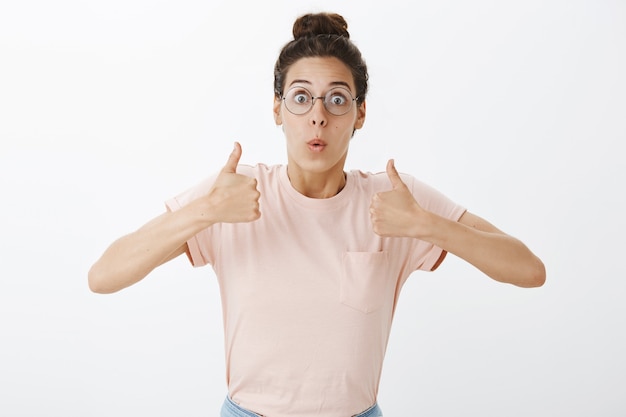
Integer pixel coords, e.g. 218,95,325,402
274,12,368,106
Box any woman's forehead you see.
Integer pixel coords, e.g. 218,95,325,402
285,57,355,92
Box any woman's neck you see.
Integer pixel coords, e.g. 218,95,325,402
286,165,347,199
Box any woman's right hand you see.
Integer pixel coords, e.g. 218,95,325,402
204,142,261,224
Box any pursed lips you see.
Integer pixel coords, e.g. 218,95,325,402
307,138,327,152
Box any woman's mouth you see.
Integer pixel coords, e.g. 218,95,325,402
307,139,327,152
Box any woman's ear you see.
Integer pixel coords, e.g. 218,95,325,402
273,96,282,126
354,100,366,130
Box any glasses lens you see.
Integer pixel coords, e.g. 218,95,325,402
324,87,354,116
284,87,312,115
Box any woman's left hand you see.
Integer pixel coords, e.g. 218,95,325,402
369,159,425,238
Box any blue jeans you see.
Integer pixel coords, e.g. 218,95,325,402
220,395,383,417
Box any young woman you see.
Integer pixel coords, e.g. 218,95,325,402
89,12,545,417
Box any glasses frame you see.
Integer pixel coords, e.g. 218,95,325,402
281,86,359,116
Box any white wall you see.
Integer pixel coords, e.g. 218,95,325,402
1,0,624,415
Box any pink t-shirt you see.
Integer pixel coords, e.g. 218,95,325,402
166,164,465,417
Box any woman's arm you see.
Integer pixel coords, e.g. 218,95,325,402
88,206,208,294
370,159,546,288
424,210,545,287
88,142,261,294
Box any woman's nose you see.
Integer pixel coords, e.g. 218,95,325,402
309,97,327,126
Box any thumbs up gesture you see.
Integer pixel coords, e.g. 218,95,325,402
370,159,424,238
206,142,261,224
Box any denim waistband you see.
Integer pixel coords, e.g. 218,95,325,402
220,395,383,417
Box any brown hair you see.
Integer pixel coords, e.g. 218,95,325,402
273,12,368,106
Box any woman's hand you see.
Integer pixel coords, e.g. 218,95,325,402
204,142,261,224
369,159,425,238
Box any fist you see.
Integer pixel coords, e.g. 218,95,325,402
208,142,261,223
370,159,422,238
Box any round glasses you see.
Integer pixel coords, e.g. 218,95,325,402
281,86,358,116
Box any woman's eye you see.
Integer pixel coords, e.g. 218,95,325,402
293,93,309,104
329,94,347,105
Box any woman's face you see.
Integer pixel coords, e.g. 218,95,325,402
273,56,366,176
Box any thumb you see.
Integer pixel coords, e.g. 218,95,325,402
221,142,242,173
386,159,404,189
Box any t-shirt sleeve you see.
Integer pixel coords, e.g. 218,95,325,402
165,173,219,268
402,174,467,272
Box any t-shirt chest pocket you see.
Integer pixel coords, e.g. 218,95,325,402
340,251,391,313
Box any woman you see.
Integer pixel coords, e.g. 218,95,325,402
88,12,545,417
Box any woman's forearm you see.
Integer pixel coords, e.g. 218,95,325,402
88,202,212,294
422,211,546,288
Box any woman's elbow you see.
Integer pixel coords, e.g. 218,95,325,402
533,259,547,287
88,265,118,294
520,257,546,288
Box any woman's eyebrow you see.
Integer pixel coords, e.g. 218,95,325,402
288,79,312,87
288,79,353,91
329,81,351,89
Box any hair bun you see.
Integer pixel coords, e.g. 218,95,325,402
292,12,350,39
